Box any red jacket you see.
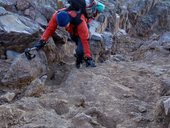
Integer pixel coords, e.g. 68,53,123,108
41,10,91,58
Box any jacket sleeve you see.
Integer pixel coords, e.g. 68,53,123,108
41,12,58,42
77,18,91,58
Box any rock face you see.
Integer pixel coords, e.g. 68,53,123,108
0,56,168,127
0,0,170,127
0,7,41,59
0,0,57,59
0,13,40,42
128,0,170,36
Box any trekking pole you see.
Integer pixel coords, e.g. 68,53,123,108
24,47,37,60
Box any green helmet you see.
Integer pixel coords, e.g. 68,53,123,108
96,1,105,13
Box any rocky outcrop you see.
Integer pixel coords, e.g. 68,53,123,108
128,0,170,37
1,51,47,88
0,0,170,127
0,12,40,41
89,14,113,62
0,7,41,59
0,56,167,127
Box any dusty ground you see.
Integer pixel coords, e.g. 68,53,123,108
1,35,170,128
43,51,170,128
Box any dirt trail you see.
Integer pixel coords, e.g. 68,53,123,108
43,54,169,127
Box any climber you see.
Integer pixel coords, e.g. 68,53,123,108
25,0,105,68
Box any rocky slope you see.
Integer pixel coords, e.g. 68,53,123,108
0,0,170,128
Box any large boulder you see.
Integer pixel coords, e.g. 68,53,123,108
1,51,47,88
0,8,41,58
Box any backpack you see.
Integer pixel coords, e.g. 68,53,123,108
67,0,97,19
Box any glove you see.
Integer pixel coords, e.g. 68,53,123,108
33,39,46,50
84,57,96,67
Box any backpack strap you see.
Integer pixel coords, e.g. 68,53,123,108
70,11,82,26
64,7,82,27
67,0,88,18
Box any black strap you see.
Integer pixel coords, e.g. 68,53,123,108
64,7,83,26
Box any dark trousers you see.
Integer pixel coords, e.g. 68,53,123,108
75,38,84,60
71,35,84,61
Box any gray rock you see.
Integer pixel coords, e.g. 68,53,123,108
155,96,170,117
1,51,47,88
138,105,147,113
159,32,170,51
0,12,41,51
0,102,72,128
23,7,48,27
102,31,113,50
15,97,43,111
128,0,170,37
0,59,12,81
0,104,24,127
16,0,30,11
147,41,161,49
72,113,93,128
24,75,47,97
91,33,103,41
35,13,48,27
98,14,107,23
37,5,56,21
40,98,69,115
89,20,101,34
163,98,170,115
113,54,126,62
134,14,158,37
0,0,17,12
89,15,108,34
159,32,170,44
0,14,37,34
0,92,15,102
160,79,170,96
72,113,92,123
0,6,7,15
114,13,120,33
130,111,142,117
43,37,75,64
6,50,20,59
116,29,127,36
